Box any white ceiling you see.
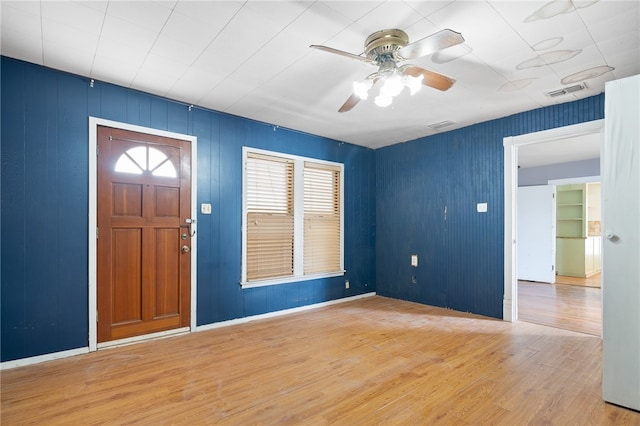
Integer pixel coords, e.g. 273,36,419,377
1,1,638,150
518,132,601,168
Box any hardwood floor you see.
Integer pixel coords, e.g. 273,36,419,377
2,296,637,425
518,281,602,336
556,273,602,288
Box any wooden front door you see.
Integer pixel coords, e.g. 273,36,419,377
97,126,191,343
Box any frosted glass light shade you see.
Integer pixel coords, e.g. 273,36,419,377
353,79,373,100
381,74,403,97
374,94,392,107
404,74,423,95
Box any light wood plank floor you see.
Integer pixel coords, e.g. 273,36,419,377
556,273,602,288
2,296,637,425
518,281,602,336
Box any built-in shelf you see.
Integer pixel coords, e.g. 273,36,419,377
556,183,601,277
556,185,586,238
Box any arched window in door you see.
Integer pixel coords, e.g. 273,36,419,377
114,146,177,177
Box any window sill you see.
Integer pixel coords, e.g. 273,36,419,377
240,270,346,289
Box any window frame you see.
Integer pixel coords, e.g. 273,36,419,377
241,147,344,288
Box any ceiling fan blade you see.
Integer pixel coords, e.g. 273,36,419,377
310,45,375,64
338,93,361,113
338,75,380,113
398,29,465,60
401,66,455,91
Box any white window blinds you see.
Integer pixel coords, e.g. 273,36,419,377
304,162,342,275
246,153,294,281
242,148,344,287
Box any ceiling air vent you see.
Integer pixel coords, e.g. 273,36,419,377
427,120,456,131
545,82,588,98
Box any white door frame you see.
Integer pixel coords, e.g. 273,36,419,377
88,117,198,351
503,119,603,322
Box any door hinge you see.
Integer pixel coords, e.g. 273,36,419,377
96,227,99,239
552,265,555,271
96,310,99,323
96,144,99,156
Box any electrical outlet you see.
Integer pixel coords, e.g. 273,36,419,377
345,280,350,289
411,254,418,267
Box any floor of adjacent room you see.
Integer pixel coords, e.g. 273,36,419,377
2,294,638,425
518,273,602,336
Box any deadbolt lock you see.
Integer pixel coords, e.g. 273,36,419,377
181,245,190,253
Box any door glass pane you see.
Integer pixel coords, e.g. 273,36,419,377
152,160,177,177
148,147,167,171
127,147,147,170
115,155,143,174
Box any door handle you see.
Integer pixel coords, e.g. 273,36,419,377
604,232,619,242
181,218,196,237
181,245,190,253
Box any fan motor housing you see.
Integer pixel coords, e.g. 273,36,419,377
364,29,409,61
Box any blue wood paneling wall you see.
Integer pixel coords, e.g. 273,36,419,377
1,55,604,361
1,57,376,362
375,94,604,318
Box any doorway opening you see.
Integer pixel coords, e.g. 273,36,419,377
503,119,604,335
518,177,602,335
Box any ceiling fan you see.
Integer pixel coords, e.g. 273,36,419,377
311,29,465,112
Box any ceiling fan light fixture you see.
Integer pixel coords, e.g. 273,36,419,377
380,74,404,97
353,79,373,100
375,94,393,107
404,74,424,95
312,28,463,112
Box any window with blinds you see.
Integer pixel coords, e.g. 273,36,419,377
304,162,341,275
245,153,294,281
242,148,344,287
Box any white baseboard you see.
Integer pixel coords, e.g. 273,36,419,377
1,293,377,370
1,347,89,370
196,292,377,332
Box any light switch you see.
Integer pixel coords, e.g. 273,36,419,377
201,203,212,214
477,203,488,213
411,254,418,267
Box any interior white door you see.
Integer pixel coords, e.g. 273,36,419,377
517,185,556,283
602,75,640,411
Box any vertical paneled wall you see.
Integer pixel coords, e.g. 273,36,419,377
1,55,605,362
1,59,90,360
0,57,376,362
375,95,604,319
